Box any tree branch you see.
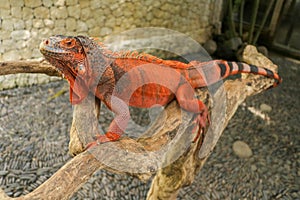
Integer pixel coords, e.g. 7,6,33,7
0,60,61,77
0,45,279,199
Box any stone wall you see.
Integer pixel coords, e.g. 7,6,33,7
0,0,223,61
0,0,223,90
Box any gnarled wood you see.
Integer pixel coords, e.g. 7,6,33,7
0,60,60,77
0,45,279,199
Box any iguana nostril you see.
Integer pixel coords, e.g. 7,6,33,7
45,39,49,45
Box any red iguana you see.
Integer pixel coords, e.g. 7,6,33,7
39,35,282,149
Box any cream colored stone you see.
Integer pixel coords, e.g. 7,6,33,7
170,5,180,14
66,0,77,6
42,0,53,7
79,0,89,8
50,6,68,19
21,48,33,59
160,3,172,11
144,0,153,6
39,28,52,38
10,0,24,7
15,40,27,50
112,7,123,18
31,48,42,58
0,74,18,89
55,19,66,27
90,0,101,9
134,10,144,19
2,40,14,51
22,7,33,19
26,39,37,51
126,2,135,12
105,18,116,28
11,30,31,40
152,8,164,18
88,27,101,37
0,31,11,40
260,103,272,112
67,5,81,19
32,19,44,28
25,19,33,29
123,10,132,17
30,28,39,38
24,0,42,8
100,27,112,37
146,12,153,21
102,8,111,16
115,18,122,26
92,14,106,25
76,20,88,32
66,18,77,31
86,18,96,29
13,19,25,30
3,50,21,61
11,7,22,18
0,41,4,54
113,26,122,34
150,18,164,26
53,27,66,34
54,0,65,6
0,9,11,19
34,7,50,19
0,0,10,9
80,7,91,20
65,31,76,36
109,3,118,10
2,19,14,31
44,19,54,28
232,141,253,158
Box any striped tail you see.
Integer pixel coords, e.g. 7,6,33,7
219,60,282,87
189,60,282,88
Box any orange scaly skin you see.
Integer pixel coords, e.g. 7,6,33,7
39,35,282,149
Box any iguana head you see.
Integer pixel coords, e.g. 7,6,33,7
40,35,92,104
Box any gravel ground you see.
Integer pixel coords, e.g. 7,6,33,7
0,53,299,199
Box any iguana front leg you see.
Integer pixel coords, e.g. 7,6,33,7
85,94,130,149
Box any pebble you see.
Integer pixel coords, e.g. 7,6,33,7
203,39,217,55
260,103,272,112
232,140,253,158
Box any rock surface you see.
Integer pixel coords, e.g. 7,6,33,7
232,140,253,158
260,103,272,112
0,0,222,61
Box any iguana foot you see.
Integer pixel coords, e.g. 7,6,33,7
85,132,121,150
192,109,210,142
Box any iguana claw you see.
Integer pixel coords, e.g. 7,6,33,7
85,132,121,150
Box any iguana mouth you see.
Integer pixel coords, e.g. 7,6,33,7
40,40,89,104
40,41,70,58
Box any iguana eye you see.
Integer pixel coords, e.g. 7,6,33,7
61,38,76,48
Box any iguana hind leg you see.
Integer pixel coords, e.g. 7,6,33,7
175,83,209,141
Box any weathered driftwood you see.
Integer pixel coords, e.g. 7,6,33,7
0,60,60,77
0,45,279,200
